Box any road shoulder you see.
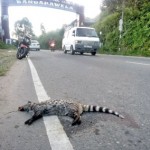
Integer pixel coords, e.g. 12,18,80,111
0,60,51,150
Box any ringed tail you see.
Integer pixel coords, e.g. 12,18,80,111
83,105,124,119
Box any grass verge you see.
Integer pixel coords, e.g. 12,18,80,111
0,49,16,76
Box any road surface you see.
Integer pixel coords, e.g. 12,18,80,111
0,50,150,150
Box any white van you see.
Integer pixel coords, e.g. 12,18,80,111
62,27,100,55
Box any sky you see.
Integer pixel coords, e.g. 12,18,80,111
8,0,103,37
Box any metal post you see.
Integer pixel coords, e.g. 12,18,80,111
118,0,124,51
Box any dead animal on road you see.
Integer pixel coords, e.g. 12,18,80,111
18,99,124,125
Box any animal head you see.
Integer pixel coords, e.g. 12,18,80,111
18,101,32,112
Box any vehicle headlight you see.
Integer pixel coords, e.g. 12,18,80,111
94,41,99,46
75,40,82,44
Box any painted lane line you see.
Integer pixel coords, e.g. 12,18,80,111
27,58,74,150
126,61,150,66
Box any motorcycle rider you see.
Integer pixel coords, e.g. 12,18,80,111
49,39,56,51
16,24,31,59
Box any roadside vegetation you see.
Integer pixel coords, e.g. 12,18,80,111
0,17,34,76
1,0,149,77
37,28,64,50
14,17,35,39
0,41,16,76
37,0,150,57
93,0,150,57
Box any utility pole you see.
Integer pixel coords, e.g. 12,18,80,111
119,0,124,39
118,0,124,51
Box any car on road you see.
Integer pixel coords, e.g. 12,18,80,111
29,40,40,51
62,27,100,55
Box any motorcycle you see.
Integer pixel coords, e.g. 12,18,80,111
49,41,56,52
16,35,31,59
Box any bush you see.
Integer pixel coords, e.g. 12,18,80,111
0,40,16,50
38,28,64,50
94,1,150,57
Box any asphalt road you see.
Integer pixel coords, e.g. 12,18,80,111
0,50,150,150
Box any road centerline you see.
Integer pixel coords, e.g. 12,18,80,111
126,61,150,66
27,58,74,150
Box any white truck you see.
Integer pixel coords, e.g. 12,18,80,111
62,27,100,55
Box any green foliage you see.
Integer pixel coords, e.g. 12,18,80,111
14,17,34,38
0,49,16,76
0,41,16,49
38,28,64,49
93,12,120,53
40,23,46,35
94,0,150,56
121,3,150,56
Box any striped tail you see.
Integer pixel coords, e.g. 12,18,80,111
83,105,124,119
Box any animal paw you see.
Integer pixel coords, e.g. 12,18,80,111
77,120,81,125
72,120,81,126
25,119,32,125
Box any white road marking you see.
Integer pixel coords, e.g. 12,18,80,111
126,61,150,66
27,58,74,150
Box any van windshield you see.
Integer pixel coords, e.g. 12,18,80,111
76,28,98,37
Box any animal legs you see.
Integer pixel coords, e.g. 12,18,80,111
25,114,42,125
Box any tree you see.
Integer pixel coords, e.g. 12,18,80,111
14,17,34,39
38,28,65,49
102,0,123,13
40,23,46,35
94,0,150,56
102,0,148,13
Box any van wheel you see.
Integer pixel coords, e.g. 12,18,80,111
80,52,83,55
70,46,75,55
91,52,96,56
63,46,67,54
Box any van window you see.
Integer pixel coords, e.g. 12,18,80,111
76,28,98,37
